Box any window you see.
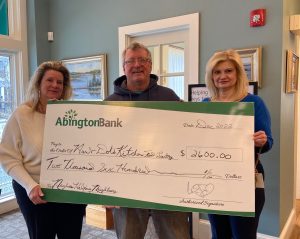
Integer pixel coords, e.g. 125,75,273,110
0,0,9,36
0,55,13,120
149,43,185,99
0,54,14,200
0,0,28,212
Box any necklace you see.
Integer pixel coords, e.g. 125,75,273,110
37,101,46,114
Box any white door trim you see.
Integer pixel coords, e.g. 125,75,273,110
118,13,199,85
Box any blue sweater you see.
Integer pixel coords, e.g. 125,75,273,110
203,94,273,155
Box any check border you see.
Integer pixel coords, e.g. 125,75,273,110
41,101,255,217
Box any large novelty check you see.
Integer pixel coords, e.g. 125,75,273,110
40,101,255,216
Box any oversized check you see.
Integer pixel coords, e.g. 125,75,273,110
40,101,255,217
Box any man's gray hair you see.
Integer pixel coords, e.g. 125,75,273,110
122,42,152,65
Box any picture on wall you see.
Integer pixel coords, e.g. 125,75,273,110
214,47,262,88
63,54,107,100
188,82,258,102
236,47,262,88
285,50,299,94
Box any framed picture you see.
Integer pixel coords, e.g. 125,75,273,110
188,82,258,102
285,50,299,94
248,82,258,95
63,54,107,100
236,47,262,88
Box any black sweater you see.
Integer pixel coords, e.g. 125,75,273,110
105,74,180,101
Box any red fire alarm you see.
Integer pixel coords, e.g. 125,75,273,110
250,9,266,27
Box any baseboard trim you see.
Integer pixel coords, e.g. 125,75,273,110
257,232,278,239
196,219,279,239
279,208,296,239
0,197,18,215
196,219,211,238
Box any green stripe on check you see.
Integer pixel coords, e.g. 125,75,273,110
42,188,254,217
48,101,254,116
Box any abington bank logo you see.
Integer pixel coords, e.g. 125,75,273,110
55,109,123,129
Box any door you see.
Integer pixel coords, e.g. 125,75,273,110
118,13,199,101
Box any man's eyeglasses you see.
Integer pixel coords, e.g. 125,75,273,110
124,57,151,66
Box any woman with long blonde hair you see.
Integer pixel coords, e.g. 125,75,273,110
204,49,273,239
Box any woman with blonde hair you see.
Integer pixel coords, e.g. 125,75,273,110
0,61,86,239
203,49,273,239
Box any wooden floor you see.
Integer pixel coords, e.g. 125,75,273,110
290,200,300,239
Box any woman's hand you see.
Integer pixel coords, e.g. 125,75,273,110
253,130,267,148
29,185,47,205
